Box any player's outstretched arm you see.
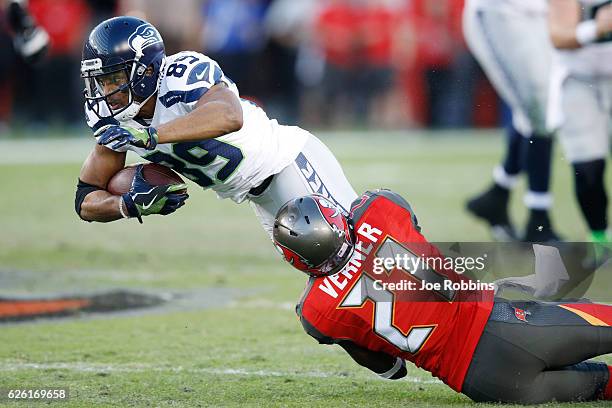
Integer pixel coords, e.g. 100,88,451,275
76,145,127,223
337,340,407,380
96,83,243,151
155,82,243,144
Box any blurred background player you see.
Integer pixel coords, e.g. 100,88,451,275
4,0,48,65
274,192,612,404
1,0,91,128
463,0,560,242
548,0,612,254
0,0,49,130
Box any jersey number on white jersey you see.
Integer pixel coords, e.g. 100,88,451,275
144,140,244,187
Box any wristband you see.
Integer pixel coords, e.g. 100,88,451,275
378,357,404,379
576,20,598,46
146,127,158,150
121,194,143,224
118,197,129,219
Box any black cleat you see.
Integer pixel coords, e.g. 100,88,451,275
522,210,562,242
466,184,518,241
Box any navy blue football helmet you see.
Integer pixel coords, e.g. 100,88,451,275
81,16,165,121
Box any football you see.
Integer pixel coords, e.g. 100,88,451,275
107,163,186,195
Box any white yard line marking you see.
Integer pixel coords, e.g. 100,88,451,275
0,362,442,384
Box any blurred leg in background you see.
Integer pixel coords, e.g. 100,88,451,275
551,75,611,265
463,0,560,242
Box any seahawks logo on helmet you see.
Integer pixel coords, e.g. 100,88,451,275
128,23,162,53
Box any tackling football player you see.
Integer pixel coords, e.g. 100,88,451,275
74,16,357,234
274,191,612,403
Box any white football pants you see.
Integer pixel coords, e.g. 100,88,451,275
549,72,612,163
463,2,553,136
248,132,358,237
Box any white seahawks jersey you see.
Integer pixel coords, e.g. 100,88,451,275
465,0,548,15
555,0,612,77
86,51,308,203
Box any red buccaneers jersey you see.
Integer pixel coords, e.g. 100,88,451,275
296,190,494,391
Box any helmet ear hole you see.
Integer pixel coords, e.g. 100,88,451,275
304,216,310,224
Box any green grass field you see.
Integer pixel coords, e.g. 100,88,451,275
0,130,610,407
